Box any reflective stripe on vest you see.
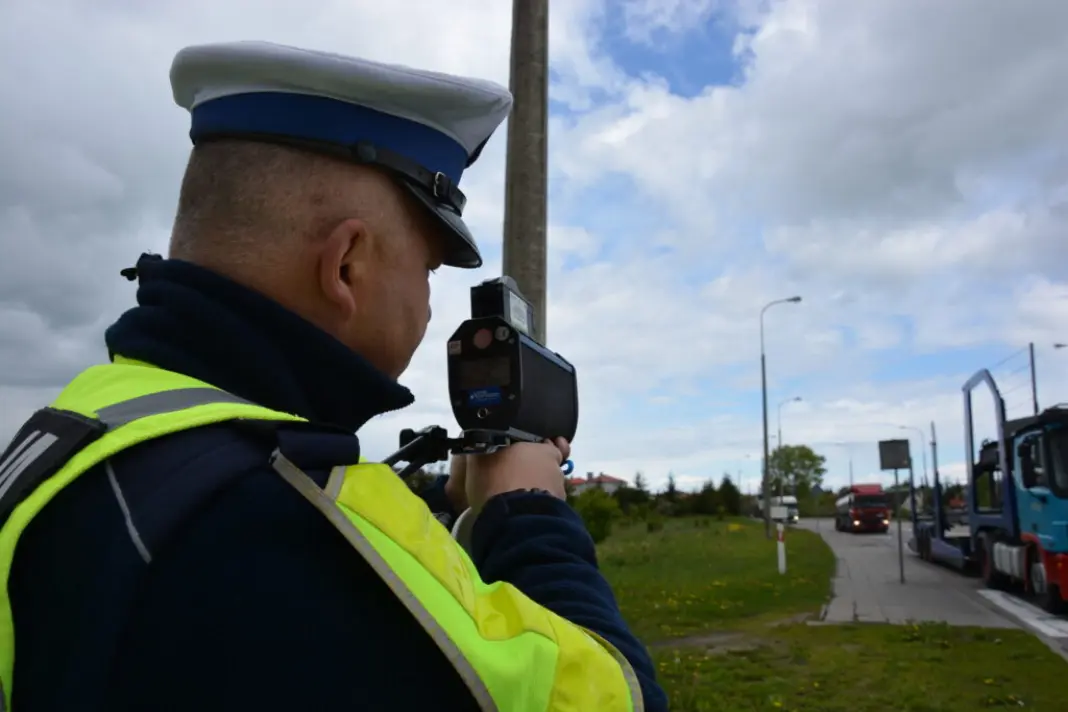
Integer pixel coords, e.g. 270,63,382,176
0,359,306,712
0,361,641,711
272,451,642,711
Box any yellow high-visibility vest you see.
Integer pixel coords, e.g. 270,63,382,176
0,358,641,711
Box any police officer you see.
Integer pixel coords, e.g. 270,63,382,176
0,42,667,711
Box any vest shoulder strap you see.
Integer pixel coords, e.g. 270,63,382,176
0,362,308,710
0,365,305,532
0,408,106,525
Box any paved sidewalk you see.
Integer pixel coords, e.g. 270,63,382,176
798,519,1015,628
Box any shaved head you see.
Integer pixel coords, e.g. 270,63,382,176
171,141,390,270
166,139,446,378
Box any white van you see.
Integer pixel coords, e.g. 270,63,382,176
755,495,800,524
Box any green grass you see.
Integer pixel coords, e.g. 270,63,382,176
654,623,1065,711
596,517,1068,710
599,517,835,642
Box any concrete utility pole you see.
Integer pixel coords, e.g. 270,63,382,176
502,0,550,343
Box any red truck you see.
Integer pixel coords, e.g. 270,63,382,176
835,483,890,533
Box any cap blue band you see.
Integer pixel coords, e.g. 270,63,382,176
189,92,469,183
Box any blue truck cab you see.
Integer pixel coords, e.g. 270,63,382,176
1010,419,1068,558
912,368,1068,613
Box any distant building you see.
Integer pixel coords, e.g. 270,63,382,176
566,472,628,496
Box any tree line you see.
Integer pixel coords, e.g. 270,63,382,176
573,471,744,516
566,471,746,543
401,442,833,542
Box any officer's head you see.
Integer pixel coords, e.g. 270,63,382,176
166,42,512,380
170,140,447,379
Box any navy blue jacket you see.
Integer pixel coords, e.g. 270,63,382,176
9,256,666,712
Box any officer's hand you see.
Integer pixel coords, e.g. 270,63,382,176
444,455,469,513
466,438,571,510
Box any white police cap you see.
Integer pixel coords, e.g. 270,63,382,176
170,41,513,269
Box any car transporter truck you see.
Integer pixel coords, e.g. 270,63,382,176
910,367,1068,613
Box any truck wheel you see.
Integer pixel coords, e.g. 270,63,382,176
1028,547,1065,615
1041,584,1066,615
979,532,1009,590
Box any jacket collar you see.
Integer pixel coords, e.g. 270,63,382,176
105,254,414,433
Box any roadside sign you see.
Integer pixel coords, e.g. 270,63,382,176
877,438,911,585
878,439,911,471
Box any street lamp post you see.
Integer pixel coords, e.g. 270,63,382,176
761,295,802,538
777,396,802,496
777,397,802,454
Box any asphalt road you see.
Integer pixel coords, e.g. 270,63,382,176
796,518,1016,627
793,518,1068,662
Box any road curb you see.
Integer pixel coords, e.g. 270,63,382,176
970,584,1019,622
972,589,1068,663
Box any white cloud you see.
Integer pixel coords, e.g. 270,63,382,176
2,0,1067,500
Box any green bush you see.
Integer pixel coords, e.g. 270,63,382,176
646,514,665,533
655,499,678,517
572,488,621,543
718,475,742,515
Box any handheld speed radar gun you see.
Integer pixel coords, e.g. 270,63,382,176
447,277,578,446
384,277,578,478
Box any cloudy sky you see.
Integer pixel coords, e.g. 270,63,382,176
2,0,1067,494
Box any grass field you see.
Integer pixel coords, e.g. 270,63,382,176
599,516,835,642
655,622,1066,711
598,517,1068,711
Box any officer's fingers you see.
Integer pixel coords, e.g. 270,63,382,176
539,439,563,466
551,437,571,463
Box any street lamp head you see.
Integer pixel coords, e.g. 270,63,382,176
793,396,803,403
1055,343,1066,349
787,296,802,303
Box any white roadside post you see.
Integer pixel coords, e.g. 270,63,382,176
777,522,787,574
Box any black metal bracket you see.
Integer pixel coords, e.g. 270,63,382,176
382,425,542,480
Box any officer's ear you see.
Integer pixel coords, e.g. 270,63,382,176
317,217,374,318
